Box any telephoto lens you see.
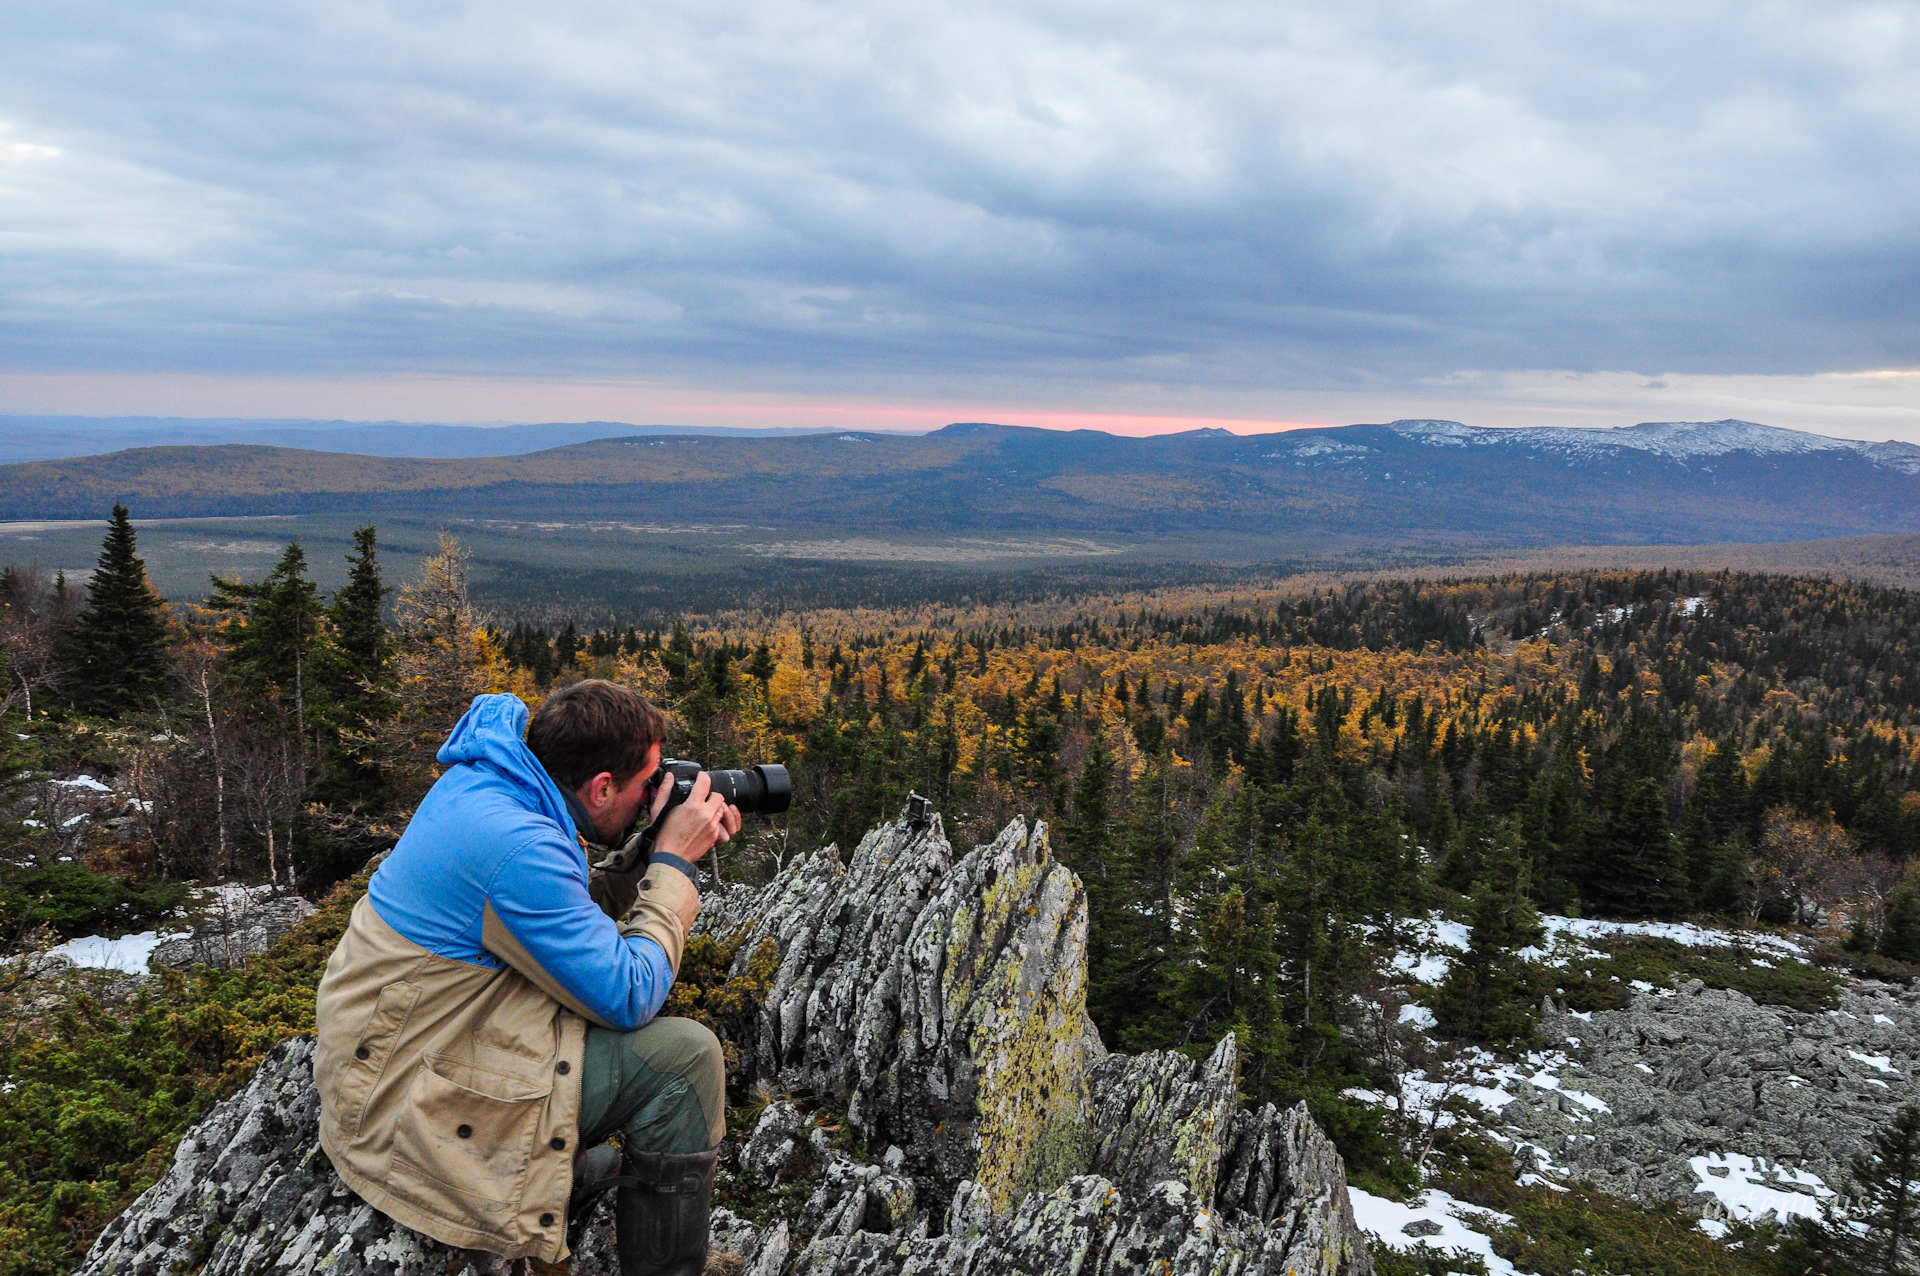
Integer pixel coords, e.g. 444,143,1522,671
659,760,792,816
703,764,792,816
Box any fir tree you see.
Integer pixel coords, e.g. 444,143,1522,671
311,526,394,803
1435,820,1544,1047
1884,889,1920,964
1587,775,1688,918
1843,1104,1920,1275
57,504,175,717
208,542,323,718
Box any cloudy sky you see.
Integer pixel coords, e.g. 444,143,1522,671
3,0,1918,437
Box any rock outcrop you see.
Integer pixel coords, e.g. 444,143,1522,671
1501,979,1920,1210
151,894,318,971
77,811,1371,1276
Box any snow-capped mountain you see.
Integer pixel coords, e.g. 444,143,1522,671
1380,418,1920,473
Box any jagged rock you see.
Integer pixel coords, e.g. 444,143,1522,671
740,1101,815,1186
151,895,318,971
698,814,1099,1212
1088,1035,1238,1202
1504,979,1920,1206
77,813,1372,1276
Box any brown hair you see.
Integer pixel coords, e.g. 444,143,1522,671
526,679,669,792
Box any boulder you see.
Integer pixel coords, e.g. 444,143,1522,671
150,894,318,971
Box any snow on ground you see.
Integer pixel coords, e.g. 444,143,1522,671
1526,915,1807,962
47,929,187,972
1394,952,1452,985
1350,1187,1536,1276
1392,915,1472,984
52,774,112,792
1848,1050,1899,1075
1688,1153,1832,1224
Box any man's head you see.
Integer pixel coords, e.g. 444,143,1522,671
526,679,670,843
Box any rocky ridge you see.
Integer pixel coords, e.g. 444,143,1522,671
76,811,1371,1276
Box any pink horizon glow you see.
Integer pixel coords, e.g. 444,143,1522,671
649,401,1337,436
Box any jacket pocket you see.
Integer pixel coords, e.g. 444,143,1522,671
387,1054,553,1226
334,980,421,1136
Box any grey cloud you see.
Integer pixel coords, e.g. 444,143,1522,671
1,0,1917,392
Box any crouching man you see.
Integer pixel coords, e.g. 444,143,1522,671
314,681,740,1275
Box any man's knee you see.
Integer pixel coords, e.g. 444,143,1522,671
626,1016,726,1146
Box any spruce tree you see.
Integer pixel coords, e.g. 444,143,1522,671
1436,820,1544,1047
57,504,175,717
1883,890,1920,964
1845,1104,1920,1274
1588,775,1688,918
208,542,323,711
312,526,393,802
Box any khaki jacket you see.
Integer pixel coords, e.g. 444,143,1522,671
314,862,698,1262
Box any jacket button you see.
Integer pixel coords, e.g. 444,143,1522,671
354,1046,370,1060
556,1060,570,1075
639,878,652,891
457,1124,473,1139
539,1212,555,1228
551,1136,567,1151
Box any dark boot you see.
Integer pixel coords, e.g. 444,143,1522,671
615,1147,718,1276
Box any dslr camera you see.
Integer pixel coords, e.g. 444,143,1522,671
653,758,792,817
595,759,791,877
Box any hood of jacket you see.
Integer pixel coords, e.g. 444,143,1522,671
436,693,578,842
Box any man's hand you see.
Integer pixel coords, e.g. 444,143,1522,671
650,770,741,865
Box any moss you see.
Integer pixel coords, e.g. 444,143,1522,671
954,847,1096,1213
0,863,368,1276
1530,936,1843,1014
1429,1133,1776,1276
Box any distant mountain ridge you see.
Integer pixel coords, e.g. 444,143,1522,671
1366,418,1920,470
0,416,839,463
1,417,1915,548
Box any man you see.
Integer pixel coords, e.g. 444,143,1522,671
314,680,740,1275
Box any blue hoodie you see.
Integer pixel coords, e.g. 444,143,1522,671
366,693,674,1032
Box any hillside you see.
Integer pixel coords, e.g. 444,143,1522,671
3,418,1919,547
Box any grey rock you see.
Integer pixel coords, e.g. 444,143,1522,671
78,813,1372,1276
151,894,317,971
741,1100,816,1186
1505,980,1920,1209
1401,1220,1443,1237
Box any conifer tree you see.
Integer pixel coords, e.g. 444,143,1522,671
57,504,175,717
208,542,323,718
312,526,394,802
1436,820,1544,1047
1883,889,1920,964
1843,1104,1920,1274
1588,775,1688,917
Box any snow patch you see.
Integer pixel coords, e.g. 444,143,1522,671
1349,1187,1535,1276
46,930,187,973
1688,1153,1832,1224
1848,1051,1899,1075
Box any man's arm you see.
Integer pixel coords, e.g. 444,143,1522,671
480,830,681,1031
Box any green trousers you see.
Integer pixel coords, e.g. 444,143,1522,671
576,1015,728,1156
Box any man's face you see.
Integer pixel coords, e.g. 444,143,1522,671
585,741,662,844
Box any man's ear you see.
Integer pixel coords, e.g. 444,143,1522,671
581,771,615,812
